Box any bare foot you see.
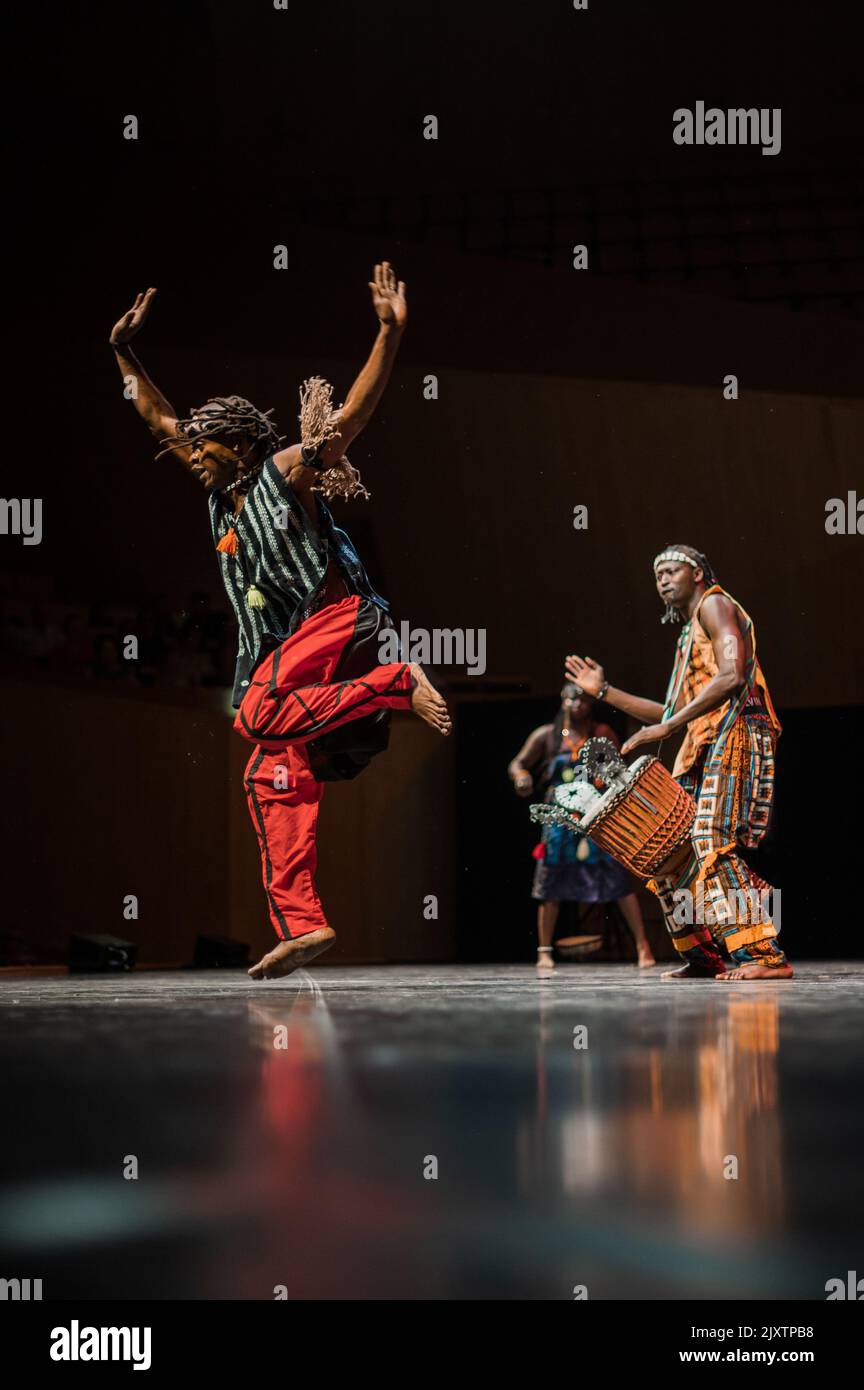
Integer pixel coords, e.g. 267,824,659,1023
536,952,555,974
637,947,656,969
715,962,794,982
248,927,336,980
661,963,727,981
409,664,452,735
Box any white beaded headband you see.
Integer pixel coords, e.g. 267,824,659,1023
653,549,699,570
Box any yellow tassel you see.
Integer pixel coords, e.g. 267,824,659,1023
246,585,267,611
216,528,238,556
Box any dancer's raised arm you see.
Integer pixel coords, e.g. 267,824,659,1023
564,654,665,726
274,262,407,476
109,288,191,465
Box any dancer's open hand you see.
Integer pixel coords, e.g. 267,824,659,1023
513,770,534,798
564,653,605,696
621,723,670,756
110,288,157,347
369,262,407,329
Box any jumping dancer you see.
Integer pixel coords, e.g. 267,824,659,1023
110,264,451,979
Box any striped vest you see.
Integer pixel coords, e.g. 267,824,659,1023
209,457,388,705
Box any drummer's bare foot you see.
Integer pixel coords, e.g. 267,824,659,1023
637,946,656,969
716,962,794,982
662,962,727,981
248,927,336,980
536,951,555,975
409,665,452,735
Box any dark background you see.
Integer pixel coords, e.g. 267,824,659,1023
2,1,862,965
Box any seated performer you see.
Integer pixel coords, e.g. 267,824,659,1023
565,545,792,981
110,265,451,980
509,683,655,973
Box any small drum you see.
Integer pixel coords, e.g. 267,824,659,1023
574,755,695,879
555,934,604,959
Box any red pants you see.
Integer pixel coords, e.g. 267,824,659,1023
235,596,413,940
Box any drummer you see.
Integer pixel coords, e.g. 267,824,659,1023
565,545,792,982
509,684,655,974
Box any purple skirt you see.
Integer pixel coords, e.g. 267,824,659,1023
532,852,633,904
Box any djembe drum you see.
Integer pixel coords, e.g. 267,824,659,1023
530,737,695,882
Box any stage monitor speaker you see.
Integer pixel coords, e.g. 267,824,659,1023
193,935,250,969
69,933,137,973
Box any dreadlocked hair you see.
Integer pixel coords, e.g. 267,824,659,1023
659,542,718,625
156,395,284,484
299,376,370,502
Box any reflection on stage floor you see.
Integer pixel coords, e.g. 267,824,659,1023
1,963,862,1299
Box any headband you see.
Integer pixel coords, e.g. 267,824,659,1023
653,549,699,571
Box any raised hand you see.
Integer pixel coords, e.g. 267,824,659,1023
369,262,407,330
564,653,605,697
110,287,157,347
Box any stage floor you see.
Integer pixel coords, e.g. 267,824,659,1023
2,962,862,1300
